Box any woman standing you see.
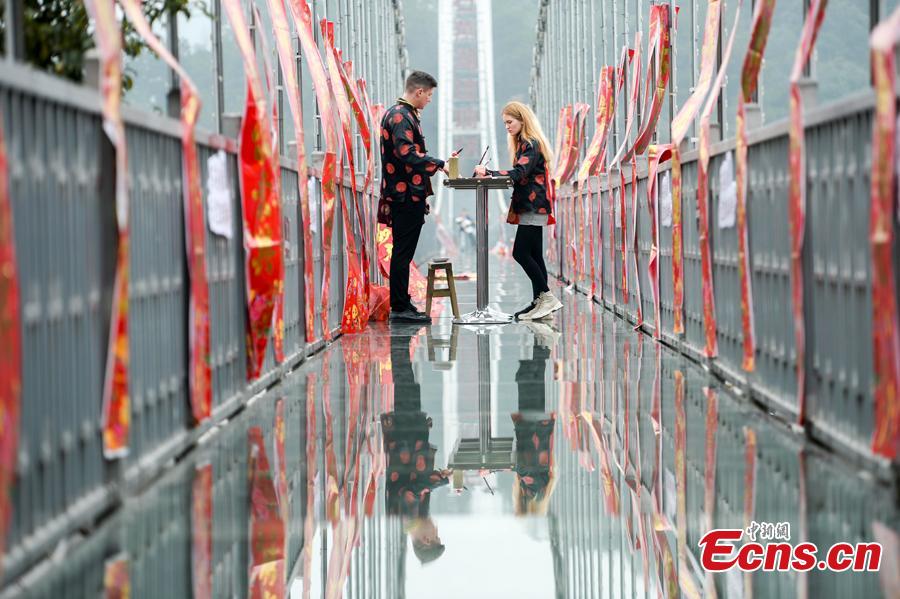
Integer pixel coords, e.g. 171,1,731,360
474,101,562,320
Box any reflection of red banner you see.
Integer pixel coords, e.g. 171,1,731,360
120,0,211,421
743,426,757,599
736,0,776,372
696,0,744,359
670,0,722,336
869,8,900,460
301,374,318,599
673,371,687,565
248,426,286,599
191,463,213,599
789,0,828,422
269,0,315,343
85,0,130,458
581,414,620,515
703,388,719,598
223,0,282,379
290,0,339,341
0,115,20,580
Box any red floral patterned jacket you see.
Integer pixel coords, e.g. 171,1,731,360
377,99,445,227
487,138,556,225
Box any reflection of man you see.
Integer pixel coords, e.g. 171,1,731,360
382,325,450,564
512,335,557,516
378,71,450,324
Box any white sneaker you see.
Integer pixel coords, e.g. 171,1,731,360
525,291,563,320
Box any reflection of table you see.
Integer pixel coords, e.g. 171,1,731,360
443,176,514,325
448,329,514,481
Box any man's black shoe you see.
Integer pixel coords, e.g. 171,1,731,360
390,309,431,323
406,302,426,315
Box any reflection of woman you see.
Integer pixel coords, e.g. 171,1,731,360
511,336,557,516
382,326,450,564
474,101,562,321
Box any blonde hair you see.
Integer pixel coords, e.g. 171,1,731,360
512,468,558,517
502,101,553,166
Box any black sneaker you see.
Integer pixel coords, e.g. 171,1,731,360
514,300,537,320
390,309,431,323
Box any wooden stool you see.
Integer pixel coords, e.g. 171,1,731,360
425,261,460,319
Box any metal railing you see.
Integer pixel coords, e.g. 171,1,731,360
1,0,406,586
531,0,898,473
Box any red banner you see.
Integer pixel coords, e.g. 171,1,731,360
551,105,570,185
252,5,286,364
85,0,130,458
223,0,283,379
289,0,339,341
629,158,642,325
0,114,20,580
611,33,641,166
322,20,369,334
577,67,616,186
789,0,828,422
869,7,900,460
191,463,213,599
736,0,776,372
104,555,130,599
647,145,672,337
670,0,722,336
630,5,672,158
120,0,211,421
247,426,286,599
268,0,315,344
696,0,744,359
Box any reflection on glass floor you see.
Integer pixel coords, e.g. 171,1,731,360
8,256,898,599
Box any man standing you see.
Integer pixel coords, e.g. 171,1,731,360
378,71,449,323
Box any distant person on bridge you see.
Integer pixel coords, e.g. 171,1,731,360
474,101,562,321
378,70,453,324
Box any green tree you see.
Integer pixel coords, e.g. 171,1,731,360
1,0,204,88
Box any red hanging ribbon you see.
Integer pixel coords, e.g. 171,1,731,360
670,0,722,336
789,0,828,422
289,0,340,341
647,144,672,338
119,0,211,421
322,21,369,334
84,0,131,458
104,555,130,599
736,0,777,372
269,0,316,344
223,0,283,379
696,0,744,359
0,113,21,580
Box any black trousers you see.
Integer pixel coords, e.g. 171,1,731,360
390,207,425,311
512,224,549,300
